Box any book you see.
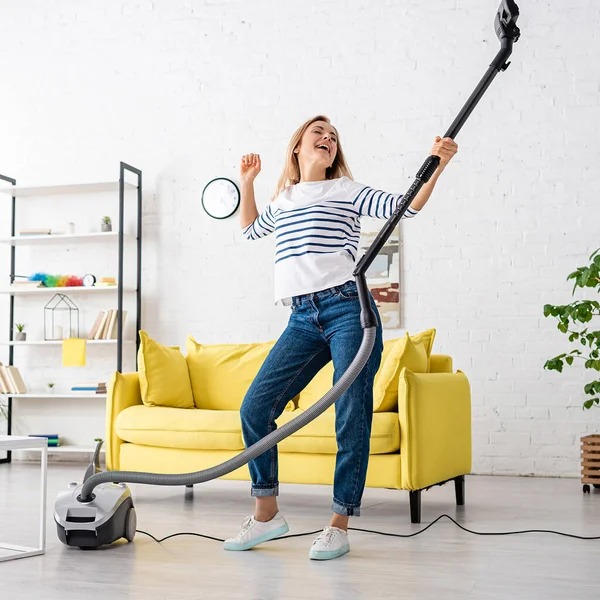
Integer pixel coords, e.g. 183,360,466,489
90,309,127,340
94,311,110,340
71,382,107,395
9,281,45,289
87,311,105,339
29,434,60,446
6,366,27,393
105,309,117,339
0,363,27,394
111,310,127,339
0,365,9,394
19,229,51,235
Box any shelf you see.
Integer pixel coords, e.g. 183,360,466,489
0,181,137,197
0,285,136,295
1,163,142,461
0,232,135,246
1,394,107,399
0,340,135,346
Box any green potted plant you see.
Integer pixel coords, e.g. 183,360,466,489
101,216,112,232
543,247,600,410
14,323,26,342
544,248,600,493
46,382,55,394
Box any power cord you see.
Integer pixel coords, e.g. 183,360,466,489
136,513,600,544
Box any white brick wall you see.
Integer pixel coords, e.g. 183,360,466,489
0,0,598,472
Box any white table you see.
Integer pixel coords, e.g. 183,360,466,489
0,435,47,562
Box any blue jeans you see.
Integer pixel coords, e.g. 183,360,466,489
240,280,384,517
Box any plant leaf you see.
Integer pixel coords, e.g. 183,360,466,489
544,358,564,373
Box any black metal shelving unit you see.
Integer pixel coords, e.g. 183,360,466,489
0,163,142,464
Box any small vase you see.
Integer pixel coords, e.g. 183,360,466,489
47,386,55,395
15,332,26,342
101,223,112,232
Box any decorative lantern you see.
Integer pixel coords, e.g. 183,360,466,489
44,294,79,340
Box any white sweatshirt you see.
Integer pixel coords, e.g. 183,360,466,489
242,176,419,304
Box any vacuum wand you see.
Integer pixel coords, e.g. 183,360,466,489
354,0,520,329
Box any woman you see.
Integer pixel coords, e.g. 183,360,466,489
225,115,458,560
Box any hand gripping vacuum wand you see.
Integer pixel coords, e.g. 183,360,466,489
55,1,521,549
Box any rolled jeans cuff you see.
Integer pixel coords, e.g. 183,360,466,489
251,484,279,497
332,498,361,517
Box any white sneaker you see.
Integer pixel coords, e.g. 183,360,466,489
309,526,350,560
224,512,289,551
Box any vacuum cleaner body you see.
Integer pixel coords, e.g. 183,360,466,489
54,481,136,548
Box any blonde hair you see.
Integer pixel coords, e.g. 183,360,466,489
273,115,353,199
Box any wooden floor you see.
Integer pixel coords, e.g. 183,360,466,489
1,462,599,599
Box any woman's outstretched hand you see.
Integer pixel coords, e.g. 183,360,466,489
431,136,458,169
240,153,262,184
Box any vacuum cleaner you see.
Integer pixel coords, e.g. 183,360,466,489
55,0,521,549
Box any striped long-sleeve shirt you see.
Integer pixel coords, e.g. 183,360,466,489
242,176,419,304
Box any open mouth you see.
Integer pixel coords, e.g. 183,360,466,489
316,144,330,155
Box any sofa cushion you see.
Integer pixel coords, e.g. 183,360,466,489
137,331,194,409
297,338,399,412
373,332,430,413
297,330,435,414
116,405,245,450
429,354,453,374
115,405,399,455
275,410,399,454
185,337,276,410
409,328,436,357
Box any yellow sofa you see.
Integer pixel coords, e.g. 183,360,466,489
105,331,472,523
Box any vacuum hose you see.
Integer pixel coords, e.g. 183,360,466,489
79,327,377,502
78,0,521,505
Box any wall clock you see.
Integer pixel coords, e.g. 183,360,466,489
201,177,240,220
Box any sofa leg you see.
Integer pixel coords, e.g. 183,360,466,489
409,490,421,524
186,484,193,488
454,475,465,506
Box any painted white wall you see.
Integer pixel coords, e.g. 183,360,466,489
0,0,598,472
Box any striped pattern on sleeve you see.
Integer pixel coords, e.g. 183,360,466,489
242,204,278,240
351,186,418,219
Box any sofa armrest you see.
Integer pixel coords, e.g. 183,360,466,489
398,369,471,491
429,354,453,373
105,371,142,470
